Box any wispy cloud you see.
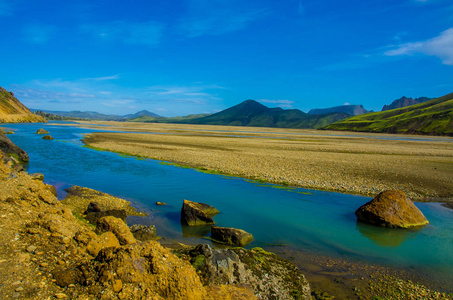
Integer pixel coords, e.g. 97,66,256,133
385,28,453,65
178,0,268,38
145,84,224,106
259,99,294,108
83,75,121,81
82,21,164,46
22,24,56,45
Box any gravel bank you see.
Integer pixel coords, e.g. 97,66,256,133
80,122,453,201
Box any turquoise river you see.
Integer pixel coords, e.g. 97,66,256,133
2,121,453,290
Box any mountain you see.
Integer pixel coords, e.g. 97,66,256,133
381,96,431,111
123,110,161,119
308,105,370,116
32,109,161,121
189,100,350,129
0,87,46,123
323,92,453,136
131,113,211,123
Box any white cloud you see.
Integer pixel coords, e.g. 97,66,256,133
385,28,453,65
178,0,268,38
83,75,121,81
22,24,56,44
82,21,164,46
102,99,136,107
259,99,294,108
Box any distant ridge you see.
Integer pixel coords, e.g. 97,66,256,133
381,96,431,111
0,87,46,123
32,109,161,121
308,105,369,116
323,92,453,136
189,99,349,129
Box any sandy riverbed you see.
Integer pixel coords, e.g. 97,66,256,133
79,121,453,201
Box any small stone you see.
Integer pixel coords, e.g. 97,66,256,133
40,263,48,267
156,202,166,206
55,293,67,299
112,279,123,293
15,286,24,292
27,228,40,234
26,245,37,253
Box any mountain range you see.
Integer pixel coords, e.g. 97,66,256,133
381,96,431,111
308,105,370,116
323,92,453,136
31,109,161,121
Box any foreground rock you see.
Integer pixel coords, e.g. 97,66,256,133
130,224,157,241
181,199,219,226
0,133,29,162
355,190,429,228
211,225,254,247
177,244,311,300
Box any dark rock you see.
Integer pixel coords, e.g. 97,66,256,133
129,224,156,241
85,202,102,214
35,128,49,134
211,226,254,247
42,135,54,140
181,199,219,226
85,209,127,225
0,133,29,162
178,244,311,300
355,190,429,228
53,267,81,287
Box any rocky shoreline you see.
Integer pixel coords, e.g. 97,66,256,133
0,135,312,299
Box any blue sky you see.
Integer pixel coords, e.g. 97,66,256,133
1,0,452,116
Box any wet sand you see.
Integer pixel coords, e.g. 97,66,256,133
79,121,453,201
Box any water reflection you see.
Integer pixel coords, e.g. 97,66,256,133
181,224,212,237
356,222,420,247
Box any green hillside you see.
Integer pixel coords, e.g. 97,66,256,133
323,92,453,136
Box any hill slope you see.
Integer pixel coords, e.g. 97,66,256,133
0,87,46,123
381,96,431,111
308,104,369,116
323,92,453,136
190,100,349,129
32,109,161,121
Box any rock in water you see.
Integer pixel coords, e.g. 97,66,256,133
35,128,49,134
130,224,157,241
211,226,254,247
42,135,54,140
181,199,219,226
355,190,429,228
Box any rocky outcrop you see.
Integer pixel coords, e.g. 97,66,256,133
83,202,127,225
181,199,219,226
355,190,429,228
211,226,254,247
178,244,311,300
0,87,46,123
96,216,136,245
35,128,49,134
42,135,54,140
0,133,29,162
129,224,157,241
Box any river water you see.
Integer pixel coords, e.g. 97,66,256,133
3,121,453,287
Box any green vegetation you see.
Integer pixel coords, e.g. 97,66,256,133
131,113,212,123
323,92,453,136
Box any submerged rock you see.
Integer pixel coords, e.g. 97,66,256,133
211,226,254,247
178,244,311,300
181,199,219,226
35,128,49,134
129,224,156,241
355,190,429,228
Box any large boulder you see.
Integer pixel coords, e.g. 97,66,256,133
211,226,254,247
177,244,311,300
181,199,219,226
0,133,29,162
129,224,156,241
96,216,136,245
355,190,429,228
